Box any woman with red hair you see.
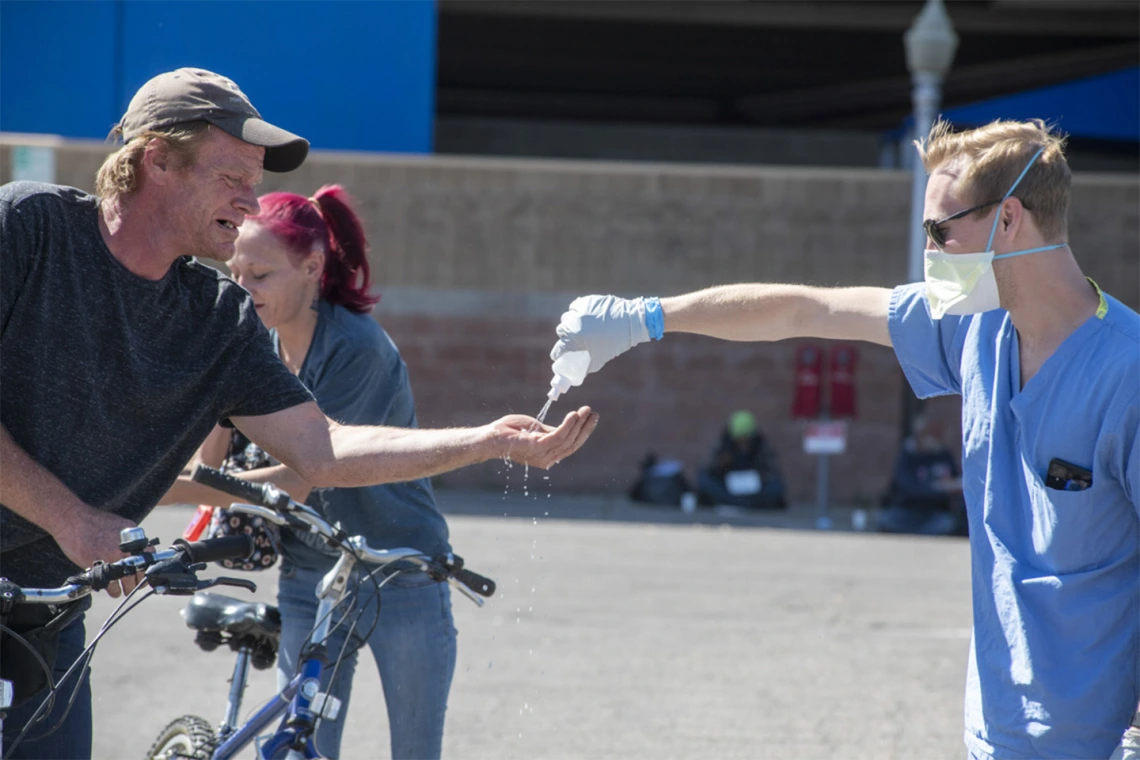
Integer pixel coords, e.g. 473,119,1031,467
166,185,456,759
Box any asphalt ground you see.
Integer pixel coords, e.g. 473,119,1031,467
83,490,972,759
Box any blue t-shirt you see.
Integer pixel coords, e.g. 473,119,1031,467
889,282,1139,760
276,300,451,569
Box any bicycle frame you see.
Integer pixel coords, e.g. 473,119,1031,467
153,476,493,760
211,550,358,760
212,655,325,760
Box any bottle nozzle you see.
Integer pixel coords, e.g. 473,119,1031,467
548,373,571,401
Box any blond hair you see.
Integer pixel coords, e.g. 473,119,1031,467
95,121,211,201
916,118,1070,241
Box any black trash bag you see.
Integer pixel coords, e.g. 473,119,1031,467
629,453,691,507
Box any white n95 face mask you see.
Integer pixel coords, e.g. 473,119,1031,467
924,250,1002,318
924,147,1067,320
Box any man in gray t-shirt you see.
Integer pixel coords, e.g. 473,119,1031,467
0,67,597,758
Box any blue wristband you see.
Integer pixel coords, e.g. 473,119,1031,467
644,297,664,341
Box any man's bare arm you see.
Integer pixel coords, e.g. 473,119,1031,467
0,425,140,595
661,284,893,347
231,402,597,490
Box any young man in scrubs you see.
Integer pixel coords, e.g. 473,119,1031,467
550,119,1139,760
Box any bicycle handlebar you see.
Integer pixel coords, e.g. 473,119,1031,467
5,535,255,605
191,464,290,509
177,535,256,565
452,567,496,597
191,465,497,601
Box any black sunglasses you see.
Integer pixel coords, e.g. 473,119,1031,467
923,199,1003,250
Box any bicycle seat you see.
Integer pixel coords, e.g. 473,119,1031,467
182,592,281,640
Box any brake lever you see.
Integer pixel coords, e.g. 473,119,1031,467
447,578,485,607
202,576,258,594
145,559,209,596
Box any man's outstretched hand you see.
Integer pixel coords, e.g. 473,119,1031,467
488,406,599,468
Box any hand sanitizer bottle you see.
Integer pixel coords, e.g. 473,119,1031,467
548,351,591,401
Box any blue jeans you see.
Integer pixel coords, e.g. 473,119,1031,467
3,613,91,759
276,560,457,760
696,471,787,509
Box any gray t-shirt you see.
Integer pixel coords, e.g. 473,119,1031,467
278,300,450,569
0,182,314,587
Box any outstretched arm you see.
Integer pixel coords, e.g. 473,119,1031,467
660,284,892,346
551,285,893,375
231,402,598,490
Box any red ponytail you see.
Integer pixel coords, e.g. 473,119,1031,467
250,185,380,314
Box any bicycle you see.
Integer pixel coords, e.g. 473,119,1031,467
145,464,497,760
0,528,256,759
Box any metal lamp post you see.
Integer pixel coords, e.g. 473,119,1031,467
898,0,959,441
904,0,959,283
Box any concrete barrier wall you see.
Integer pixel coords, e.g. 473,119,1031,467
3,140,1136,502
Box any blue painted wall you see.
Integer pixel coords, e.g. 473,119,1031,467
0,1,122,139
0,0,436,153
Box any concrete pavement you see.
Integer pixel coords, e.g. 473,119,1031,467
86,490,972,759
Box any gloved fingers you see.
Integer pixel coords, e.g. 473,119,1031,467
566,295,596,312
550,336,573,363
554,310,584,341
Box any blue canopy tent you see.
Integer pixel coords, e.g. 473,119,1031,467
886,66,1139,168
941,66,1139,143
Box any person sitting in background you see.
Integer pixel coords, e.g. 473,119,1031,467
696,410,787,509
877,414,967,536
628,452,692,507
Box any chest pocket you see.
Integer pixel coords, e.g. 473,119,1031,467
1022,464,1131,576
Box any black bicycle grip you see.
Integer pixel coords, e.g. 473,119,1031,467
176,535,254,564
192,465,285,508
84,560,136,592
453,567,496,597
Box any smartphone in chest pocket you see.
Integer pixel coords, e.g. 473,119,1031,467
1044,458,1093,492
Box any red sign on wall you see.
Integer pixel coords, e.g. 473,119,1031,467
792,343,823,419
829,343,858,419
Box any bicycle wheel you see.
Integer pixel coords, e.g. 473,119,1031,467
145,714,217,760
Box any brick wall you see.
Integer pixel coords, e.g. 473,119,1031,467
376,309,918,503
2,139,1135,501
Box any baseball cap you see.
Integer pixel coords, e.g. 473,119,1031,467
118,68,309,172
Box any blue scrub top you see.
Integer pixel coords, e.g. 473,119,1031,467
888,282,1139,760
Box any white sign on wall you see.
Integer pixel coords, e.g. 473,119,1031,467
803,421,848,455
12,146,56,183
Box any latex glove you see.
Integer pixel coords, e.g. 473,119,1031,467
1109,724,1140,760
551,295,661,374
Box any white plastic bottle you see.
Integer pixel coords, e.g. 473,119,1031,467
548,350,591,401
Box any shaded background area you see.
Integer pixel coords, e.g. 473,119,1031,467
435,0,1139,171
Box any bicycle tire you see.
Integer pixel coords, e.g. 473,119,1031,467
144,714,217,760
